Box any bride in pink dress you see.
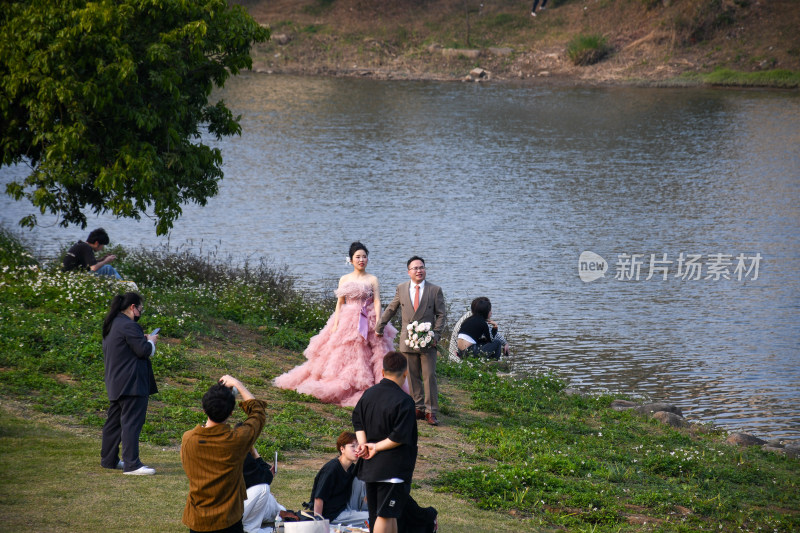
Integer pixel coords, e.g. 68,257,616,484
274,242,398,407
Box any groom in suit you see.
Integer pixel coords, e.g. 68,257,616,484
377,256,446,426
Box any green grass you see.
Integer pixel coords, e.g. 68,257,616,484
482,12,528,31
1,226,799,532
435,360,800,531
670,68,800,88
567,33,612,66
301,24,323,34
0,407,553,532
0,414,188,532
0,226,337,450
694,67,800,88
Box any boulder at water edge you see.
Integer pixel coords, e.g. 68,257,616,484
725,432,767,447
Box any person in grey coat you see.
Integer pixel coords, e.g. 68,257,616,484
99,292,159,475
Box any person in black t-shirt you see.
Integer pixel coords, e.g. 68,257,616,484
309,431,369,526
353,351,418,533
241,446,285,533
62,228,121,279
456,297,509,360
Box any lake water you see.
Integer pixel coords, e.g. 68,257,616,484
2,74,798,441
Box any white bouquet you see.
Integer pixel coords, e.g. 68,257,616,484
405,321,434,350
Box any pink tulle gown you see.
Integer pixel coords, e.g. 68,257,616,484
274,281,398,407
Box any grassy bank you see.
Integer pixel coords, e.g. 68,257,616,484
240,0,800,88
679,68,800,88
1,227,798,532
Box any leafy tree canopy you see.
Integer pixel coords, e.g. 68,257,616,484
1,0,269,235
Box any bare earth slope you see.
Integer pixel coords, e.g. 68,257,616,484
237,0,800,85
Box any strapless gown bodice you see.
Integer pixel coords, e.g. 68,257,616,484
274,281,398,407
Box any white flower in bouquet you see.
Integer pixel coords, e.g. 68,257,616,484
406,321,434,350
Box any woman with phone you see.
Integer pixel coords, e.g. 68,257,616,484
99,291,159,475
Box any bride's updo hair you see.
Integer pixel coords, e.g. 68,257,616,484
349,241,369,259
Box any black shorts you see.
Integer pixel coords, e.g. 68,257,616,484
366,481,410,520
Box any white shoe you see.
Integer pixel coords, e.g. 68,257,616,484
531,11,536,16
124,465,156,475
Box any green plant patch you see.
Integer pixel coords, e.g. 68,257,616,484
434,357,799,531
700,67,800,88
567,33,611,66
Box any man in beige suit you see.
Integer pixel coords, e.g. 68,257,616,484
377,256,446,426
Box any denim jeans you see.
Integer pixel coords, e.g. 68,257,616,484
94,264,121,279
458,338,503,360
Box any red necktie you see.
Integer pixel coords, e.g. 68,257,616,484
413,285,420,311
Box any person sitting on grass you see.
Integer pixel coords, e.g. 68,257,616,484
241,443,286,533
456,297,509,360
62,227,121,279
308,431,370,527
307,429,439,533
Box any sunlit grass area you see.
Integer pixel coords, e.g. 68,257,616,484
1,226,798,532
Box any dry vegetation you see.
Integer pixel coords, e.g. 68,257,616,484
235,0,800,85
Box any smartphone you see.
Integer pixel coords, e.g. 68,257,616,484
274,451,278,472
149,327,161,336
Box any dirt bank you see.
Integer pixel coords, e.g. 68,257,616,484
236,0,800,86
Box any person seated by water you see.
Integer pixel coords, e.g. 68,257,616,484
241,444,286,533
307,431,370,527
62,227,121,279
456,297,509,360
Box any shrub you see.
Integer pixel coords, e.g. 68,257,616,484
0,227,37,268
567,33,611,66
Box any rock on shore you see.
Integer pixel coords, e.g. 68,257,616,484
608,398,797,458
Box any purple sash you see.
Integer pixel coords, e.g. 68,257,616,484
358,300,370,340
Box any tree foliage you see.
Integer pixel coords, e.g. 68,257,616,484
1,0,269,234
